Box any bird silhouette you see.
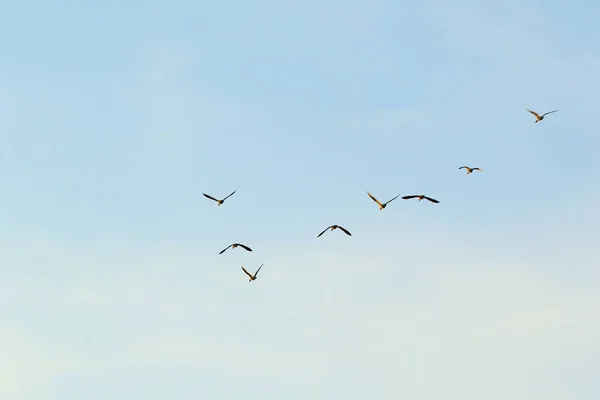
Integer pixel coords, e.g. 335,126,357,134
459,166,483,174
317,225,352,238
203,190,237,205
402,195,440,203
241,264,263,282
218,243,253,254
367,191,401,210
527,109,558,123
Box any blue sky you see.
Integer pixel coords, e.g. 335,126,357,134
1,0,599,398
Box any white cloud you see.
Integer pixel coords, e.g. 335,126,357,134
0,325,83,399
92,260,600,399
0,220,598,399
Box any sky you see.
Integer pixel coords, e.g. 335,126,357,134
1,0,599,398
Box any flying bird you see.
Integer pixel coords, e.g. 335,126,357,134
459,166,483,174
402,194,440,203
317,225,352,238
367,191,401,210
218,243,253,254
527,109,558,123
241,264,263,282
203,190,237,205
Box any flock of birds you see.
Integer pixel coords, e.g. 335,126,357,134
203,108,559,283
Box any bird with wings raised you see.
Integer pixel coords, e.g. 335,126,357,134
203,190,237,205
402,194,440,203
459,166,483,174
218,243,253,254
317,225,352,238
367,191,401,210
241,264,263,282
527,109,558,123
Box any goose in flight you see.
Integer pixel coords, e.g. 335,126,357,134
203,190,237,206
218,243,253,254
241,264,263,282
317,225,352,238
459,166,483,174
402,194,440,203
527,109,558,123
367,191,401,210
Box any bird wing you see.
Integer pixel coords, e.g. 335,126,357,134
241,266,253,279
317,226,332,237
473,168,483,172
337,226,352,236
527,109,541,118
402,195,418,200
238,243,253,252
254,263,263,277
542,109,559,117
222,190,237,201
384,194,401,205
424,196,440,203
218,244,233,254
203,193,219,202
367,191,383,207
459,166,469,170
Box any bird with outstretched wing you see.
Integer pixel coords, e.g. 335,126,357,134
241,264,263,282
459,166,483,174
219,243,253,254
527,109,558,123
203,190,237,205
402,194,440,203
317,225,352,238
367,191,401,210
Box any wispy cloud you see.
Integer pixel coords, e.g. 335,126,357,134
2,1,599,398
1,223,599,398
0,324,83,398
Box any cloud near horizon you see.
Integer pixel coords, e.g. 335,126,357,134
1,215,599,399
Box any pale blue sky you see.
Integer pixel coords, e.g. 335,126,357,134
1,1,599,399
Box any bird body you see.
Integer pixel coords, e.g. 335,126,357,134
367,191,401,210
219,243,253,254
402,194,440,203
527,109,558,123
459,166,483,174
242,264,263,282
317,225,352,237
203,190,237,205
